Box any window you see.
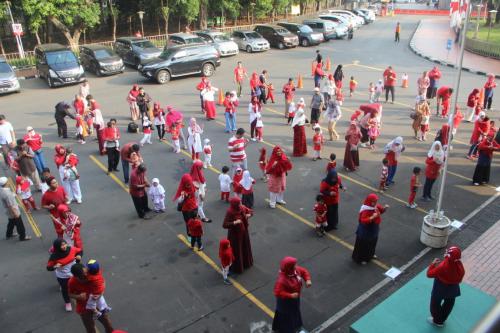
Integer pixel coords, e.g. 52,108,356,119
213,34,230,42
132,40,155,48
173,50,187,59
0,62,12,74
94,49,115,59
299,25,313,33
46,51,78,66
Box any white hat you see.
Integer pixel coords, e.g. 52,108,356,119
152,178,159,184
314,87,320,92
204,138,210,144
0,177,8,186
26,126,34,132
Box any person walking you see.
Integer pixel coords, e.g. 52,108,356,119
422,141,445,201
324,96,341,141
343,122,362,172
383,66,397,103
54,102,75,139
333,65,344,88
166,105,188,150
129,164,151,219
120,142,141,184
266,146,292,209
102,121,120,174
41,176,70,237
23,126,46,175
0,177,31,241
427,66,442,100
291,100,307,157
248,95,262,141
173,174,199,237
233,61,248,97
466,89,481,122
384,137,405,185
394,22,401,42
472,135,499,186
15,139,41,191
282,78,296,118
0,114,16,166
310,87,325,127
272,256,312,333
352,193,389,265
426,246,465,327
483,73,496,110
319,169,344,231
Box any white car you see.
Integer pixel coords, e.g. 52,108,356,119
195,31,239,57
0,57,20,94
326,10,364,28
318,14,352,30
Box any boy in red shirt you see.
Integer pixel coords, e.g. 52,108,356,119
187,215,203,250
349,76,358,97
85,260,111,319
314,194,327,236
407,167,421,209
325,153,336,174
312,125,325,161
266,83,275,103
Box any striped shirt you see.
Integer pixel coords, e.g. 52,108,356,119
228,136,246,162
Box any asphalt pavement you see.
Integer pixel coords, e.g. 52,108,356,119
0,15,498,333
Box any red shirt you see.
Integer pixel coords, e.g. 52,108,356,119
234,67,247,83
23,133,43,152
410,174,418,192
170,127,180,140
41,186,68,217
273,265,311,298
425,157,441,180
187,218,203,237
437,86,452,101
68,277,91,315
326,161,336,174
319,178,342,205
129,169,146,197
313,133,323,151
87,271,105,295
383,69,396,87
314,203,327,223
180,192,198,212
282,83,296,102
120,142,141,162
385,150,397,166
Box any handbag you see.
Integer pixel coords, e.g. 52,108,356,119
409,111,417,119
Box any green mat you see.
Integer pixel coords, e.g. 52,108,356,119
351,270,496,333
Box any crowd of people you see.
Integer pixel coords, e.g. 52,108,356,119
0,47,497,332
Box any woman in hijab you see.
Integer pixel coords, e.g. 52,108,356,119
272,256,312,333
266,146,293,209
352,194,389,265
384,136,405,185
249,72,261,97
319,169,345,231
465,88,480,122
173,174,199,235
190,160,211,223
422,141,445,201
248,95,262,141
343,122,362,171
201,83,218,120
126,84,140,120
483,73,496,111
46,238,82,312
467,112,490,159
187,118,203,160
333,64,344,88
291,98,307,157
166,106,188,150
152,102,166,141
412,96,428,139
222,197,253,274
472,134,499,186
417,71,430,97
426,246,465,327
240,170,255,208
54,144,72,200
89,99,105,155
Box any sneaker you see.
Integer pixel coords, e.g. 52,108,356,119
251,138,257,142
20,236,32,241
410,203,418,209
6,232,19,239
427,317,444,327
223,279,232,285
277,201,287,205
269,203,276,209
65,303,73,312
198,246,204,251
473,183,480,186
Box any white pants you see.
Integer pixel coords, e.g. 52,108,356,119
204,154,212,168
313,150,321,158
173,139,180,153
221,265,230,280
68,179,82,203
465,107,475,122
58,166,72,201
269,192,284,206
197,200,206,219
140,133,152,145
86,294,109,312
153,199,165,211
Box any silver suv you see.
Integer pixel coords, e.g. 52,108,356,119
0,57,20,94
231,30,270,53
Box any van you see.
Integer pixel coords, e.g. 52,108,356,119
35,43,85,88
254,25,299,49
302,19,345,40
277,22,324,46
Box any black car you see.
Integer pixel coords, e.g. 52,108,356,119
79,45,124,76
138,44,220,84
253,25,299,49
113,37,162,67
35,43,85,88
277,22,324,47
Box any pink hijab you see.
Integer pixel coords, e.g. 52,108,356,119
166,105,183,127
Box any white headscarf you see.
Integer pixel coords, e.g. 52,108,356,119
239,170,254,191
291,98,306,127
148,178,165,197
383,136,404,156
428,141,445,164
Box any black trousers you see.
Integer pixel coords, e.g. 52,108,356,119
190,236,202,248
55,117,68,138
6,216,26,240
325,203,339,231
106,148,120,172
250,119,257,138
259,87,267,104
385,86,395,102
156,124,165,140
430,295,455,325
484,95,493,110
131,194,149,218
182,209,198,236
395,32,400,42
57,277,70,303
423,178,436,199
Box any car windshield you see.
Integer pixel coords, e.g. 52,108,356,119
299,25,313,33
245,32,261,39
213,34,230,42
93,49,115,59
46,51,77,65
132,40,155,49
159,49,175,60
0,62,12,73
276,28,289,34
186,37,204,44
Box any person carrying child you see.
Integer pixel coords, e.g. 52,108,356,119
85,260,112,319
63,148,82,204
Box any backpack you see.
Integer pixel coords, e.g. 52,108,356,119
127,122,138,133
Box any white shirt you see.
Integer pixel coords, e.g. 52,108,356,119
0,121,14,144
218,174,232,192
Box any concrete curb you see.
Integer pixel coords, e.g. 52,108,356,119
408,20,500,79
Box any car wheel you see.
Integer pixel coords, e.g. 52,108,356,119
156,70,171,84
301,38,309,47
202,63,215,77
278,42,285,50
246,45,252,53
46,76,53,88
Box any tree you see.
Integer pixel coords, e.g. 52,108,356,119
160,0,170,36
199,0,208,29
272,0,291,18
105,0,119,41
172,0,200,29
254,0,274,19
22,0,101,49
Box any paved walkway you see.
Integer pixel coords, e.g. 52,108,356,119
462,218,500,300
410,17,500,77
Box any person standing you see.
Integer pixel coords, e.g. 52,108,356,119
190,160,211,223
324,97,341,141
0,114,16,166
417,71,430,97
173,174,199,236
272,256,312,333
412,97,428,139
282,78,296,118
23,126,45,175
333,65,344,88
259,70,269,104
126,84,140,121
87,98,105,154
248,96,262,141
472,135,499,186
343,122,362,172
313,63,324,88
187,118,203,160
136,87,151,121
102,121,121,174
228,128,248,173
352,193,389,265
41,176,71,237
394,22,401,42
201,83,218,120
129,164,151,219
223,91,239,133
383,66,397,103
422,141,445,201
291,100,307,157
483,73,496,110
465,89,480,122
166,105,188,150
384,137,405,185
222,197,253,274
426,246,465,327
467,112,490,159
0,177,31,241
15,139,41,191
152,102,166,141
266,146,292,209
427,66,442,100
319,170,345,231
54,102,75,139
310,87,325,127
120,143,141,184
233,61,248,97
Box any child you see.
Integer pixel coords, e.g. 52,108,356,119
232,167,243,198
258,147,268,182
452,106,464,136
287,101,296,124
349,76,358,97
335,87,344,106
368,82,375,103
16,175,37,211
148,178,165,213
169,122,181,153
63,148,82,204
64,148,80,179
407,166,421,209
312,125,325,161
85,260,112,319
255,112,264,142
379,158,389,193
313,194,328,236
326,153,337,174
367,116,380,149
420,105,431,141
58,204,83,249
140,116,153,146
374,79,384,102
75,114,86,144
203,138,212,168
40,167,52,194
266,83,275,103
240,170,255,209
219,239,234,285
401,73,409,88
187,215,203,251
218,166,231,202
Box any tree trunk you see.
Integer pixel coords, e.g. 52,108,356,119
108,0,117,41
49,16,82,50
199,0,208,30
0,36,5,56
35,30,42,45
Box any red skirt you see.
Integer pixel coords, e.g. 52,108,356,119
343,143,359,171
293,125,307,157
204,101,216,119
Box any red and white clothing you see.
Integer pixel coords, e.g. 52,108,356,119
16,176,36,211
23,132,43,152
218,173,231,201
266,146,292,208
41,186,69,237
437,86,452,117
187,118,203,160
234,67,247,83
203,140,212,168
273,256,311,299
379,164,388,190
466,89,480,122
140,118,153,145
314,202,327,227
228,136,247,164
313,130,325,159
219,239,235,280
201,86,218,120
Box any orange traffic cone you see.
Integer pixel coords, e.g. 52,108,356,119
325,57,331,71
218,89,224,105
478,88,485,107
297,74,303,89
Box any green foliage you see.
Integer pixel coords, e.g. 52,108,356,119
209,0,241,19
254,0,274,18
273,0,291,14
172,0,200,23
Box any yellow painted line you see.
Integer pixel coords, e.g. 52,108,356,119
177,234,275,318
266,199,390,271
89,155,130,193
7,178,42,237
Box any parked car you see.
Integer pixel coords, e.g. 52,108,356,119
35,43,85,88
0,57,20,94
195,30,239,56
138,44,220,84
358,8,376,21
276,22,324,46
326,10,364,28
79,45,124,76
114,37,162,67
254,25,299,49
231,30,270,53
351,9,372,24
318,14,352,33
303,19,345,40
167,33,206,47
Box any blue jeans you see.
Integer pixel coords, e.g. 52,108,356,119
314,75,321,88
387,165,397,184
224,112,236,132
122,159,130,183
33,150,46,175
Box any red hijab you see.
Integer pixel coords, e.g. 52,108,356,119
430,246,465,285
275,256,303,294
166,106,183,127
172,174,195,201
233,167,243,183
346,122,362,145
218,239,235,267
54,144,67,168
226,197,251,223
266,146,292,176
129,84,140,97
190,160,206,184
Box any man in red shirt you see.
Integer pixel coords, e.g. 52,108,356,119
282,78,296,117
69,263,115,333
41,176,70,237
23,126,46,174
383,66,397,103
120,142,141,184
233,61,248,97
129,164,151,219
436,86,453,117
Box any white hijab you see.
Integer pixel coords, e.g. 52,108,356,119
148,178,165,197
383,136,404,156
239,170,254,191
291,98,306,127
428,141,445,164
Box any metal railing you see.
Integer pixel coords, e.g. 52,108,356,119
465,36,500,60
